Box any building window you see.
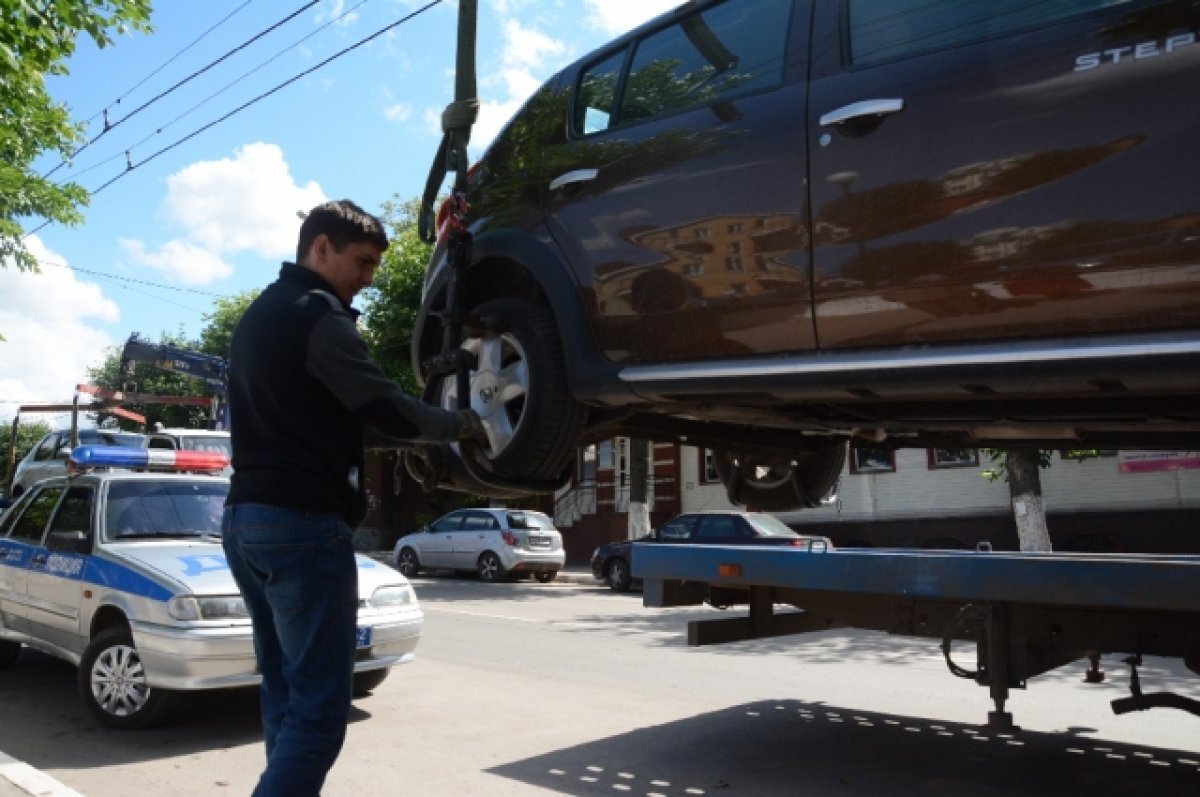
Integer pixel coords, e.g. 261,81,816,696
700,449,720,483
850,446,895,474
579,444,597,483
928,448,979,469
725,256,744,271
598,440,614,470
727,222,743,234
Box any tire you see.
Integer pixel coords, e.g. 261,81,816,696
78,626,177,730
396,547,421,578
430,298,587,486
0,640,20,669
477,551,506,583
606,557,633,592
534,571,557,584
352,668,390,697
714,443,846,512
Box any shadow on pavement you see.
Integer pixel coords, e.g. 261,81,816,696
487,698,1200,797
0,649,374,771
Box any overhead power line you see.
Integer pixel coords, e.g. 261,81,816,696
44,1,318,180
60,0,374,186
89,0,443,197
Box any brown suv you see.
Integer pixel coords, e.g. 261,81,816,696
408,0,1200,510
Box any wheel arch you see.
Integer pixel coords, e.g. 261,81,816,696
414,228,628,402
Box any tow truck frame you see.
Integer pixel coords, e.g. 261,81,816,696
636,544,1200,730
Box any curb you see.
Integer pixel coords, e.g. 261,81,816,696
0,753,84,797
365,552,602,585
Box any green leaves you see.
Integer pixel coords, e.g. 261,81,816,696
0,0,151,272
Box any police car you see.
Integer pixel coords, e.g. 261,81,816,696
0,446,422,729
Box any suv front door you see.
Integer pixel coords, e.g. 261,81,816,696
808,0,1200,350
542,0,816,365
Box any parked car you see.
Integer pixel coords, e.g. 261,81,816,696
0,445,422,729
392,507,565,583
407,0,1200,511
591,511,832,592
9,428,145,498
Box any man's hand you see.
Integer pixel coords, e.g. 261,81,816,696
456,409,489,446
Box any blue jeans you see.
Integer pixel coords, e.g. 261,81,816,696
222,504,359,797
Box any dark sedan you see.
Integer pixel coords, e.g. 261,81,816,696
590,511,832,592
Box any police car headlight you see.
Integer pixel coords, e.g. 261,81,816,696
368,584,416,609
169,594,249,620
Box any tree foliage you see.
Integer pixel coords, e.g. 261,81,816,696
2,418,53,492
359,196,433,395
1,0,152,272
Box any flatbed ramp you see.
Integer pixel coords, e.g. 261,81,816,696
635,545,1200,729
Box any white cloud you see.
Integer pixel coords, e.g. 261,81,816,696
583,0,678,35
0,237,119,421
384,102,412,123
469,19,566,153
160,142,326,260
118,239,234,286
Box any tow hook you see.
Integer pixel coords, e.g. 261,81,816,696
1110,654,1200,717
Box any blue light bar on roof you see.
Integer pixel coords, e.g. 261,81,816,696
70,445,229,472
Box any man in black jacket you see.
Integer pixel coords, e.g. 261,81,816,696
222,199,483,797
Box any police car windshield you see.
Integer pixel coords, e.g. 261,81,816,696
104,480,227,541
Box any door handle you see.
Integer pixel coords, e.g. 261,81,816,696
32,554,47,566
549,169,598,191
819,98,905,127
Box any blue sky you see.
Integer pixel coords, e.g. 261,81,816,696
1,0,678,424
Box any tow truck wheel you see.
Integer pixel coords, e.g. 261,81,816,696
0,640,20,669
714,443,846,512
352,668,390,697
432,298,586,489
79,626,177,730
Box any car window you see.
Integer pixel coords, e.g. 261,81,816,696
11,487,63,543
461,512,498,531
46,486,92,551
616,0,792,125
846,0,1141,66
659,517,694,540
181,436,232,456
0,493,28,536
575,49,626,134
432,513,465,532
84,430,145,448
506,511,554,530
147,436,177,450
695,514,738,540
104,480,226,540
33,433,60,461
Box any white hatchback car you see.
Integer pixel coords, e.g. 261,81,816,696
392,508,565,583
0,445,422,729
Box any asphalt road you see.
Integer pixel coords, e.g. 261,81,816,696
1,576,1198,796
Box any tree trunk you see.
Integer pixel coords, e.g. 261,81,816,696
1006,449,1052,552
628,439,651,538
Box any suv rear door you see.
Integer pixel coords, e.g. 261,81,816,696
808,0,1200,350
542,0,817,364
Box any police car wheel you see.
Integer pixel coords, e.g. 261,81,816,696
352,668,390,697
79,626,177,730
0,640,20,669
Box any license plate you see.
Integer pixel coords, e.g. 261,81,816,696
356,626,372,649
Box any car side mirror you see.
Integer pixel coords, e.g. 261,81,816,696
55,447,72,460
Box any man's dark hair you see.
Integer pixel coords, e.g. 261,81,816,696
296,199,388,263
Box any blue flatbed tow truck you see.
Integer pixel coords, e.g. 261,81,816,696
634,544,1200,730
